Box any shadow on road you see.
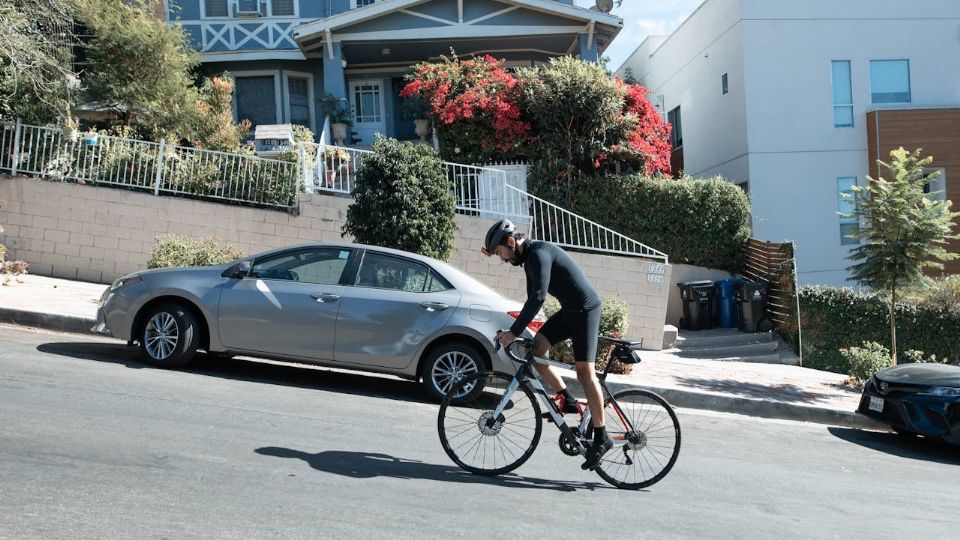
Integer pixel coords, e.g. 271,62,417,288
674,376,841,404
828,427,960,465
35,341,431,404
255,447,608,492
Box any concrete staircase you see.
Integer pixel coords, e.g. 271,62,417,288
673,328,799,365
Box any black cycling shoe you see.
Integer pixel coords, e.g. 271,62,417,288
560,399,578,414
581,435,613,471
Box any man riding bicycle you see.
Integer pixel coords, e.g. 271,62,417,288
481,218,612,470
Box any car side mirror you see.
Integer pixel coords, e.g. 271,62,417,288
223,261,252,279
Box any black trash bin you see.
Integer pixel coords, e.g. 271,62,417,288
734,281,770,332
677,280,715,331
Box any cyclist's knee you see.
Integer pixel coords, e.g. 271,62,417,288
534,334,551,357
575,362,596,381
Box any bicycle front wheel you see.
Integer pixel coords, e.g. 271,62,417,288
438,372,543,476
595,389,681,489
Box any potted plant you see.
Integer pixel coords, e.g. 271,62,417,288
61,114,79,142
82,130,99,146
322,146,350,186
401,95,430,142
330,109,353,145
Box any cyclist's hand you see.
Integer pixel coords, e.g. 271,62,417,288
496,330,518,348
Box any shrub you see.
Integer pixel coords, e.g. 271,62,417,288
546,173,750,272
797,286,960,373
901,275,960,316
342,137,456,260
841,341,892,387
148,235,244,269
1,260,30,284
543,295,633,374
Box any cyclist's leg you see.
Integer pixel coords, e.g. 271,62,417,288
531,312,571,392
570,306,604,428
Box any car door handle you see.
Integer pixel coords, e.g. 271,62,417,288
311,293,341,303
420,302,449,311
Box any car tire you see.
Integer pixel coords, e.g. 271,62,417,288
893,427,918,439
138,303,200,369
421,342,486,402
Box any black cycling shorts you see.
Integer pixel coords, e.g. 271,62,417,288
538,306,601,362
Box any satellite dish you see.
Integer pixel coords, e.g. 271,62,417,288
595,0,614,13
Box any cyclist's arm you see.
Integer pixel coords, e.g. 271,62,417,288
509,249,551,336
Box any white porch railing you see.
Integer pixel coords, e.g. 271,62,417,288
1,120,299,208
510,184,669,263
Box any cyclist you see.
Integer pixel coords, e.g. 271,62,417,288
481,218,612,470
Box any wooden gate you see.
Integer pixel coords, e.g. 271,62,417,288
743,239,802,359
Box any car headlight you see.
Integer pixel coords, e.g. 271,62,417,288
111,275,142,291
920,386,960,398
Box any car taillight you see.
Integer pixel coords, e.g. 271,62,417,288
507,311,545,333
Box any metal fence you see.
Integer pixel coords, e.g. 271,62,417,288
514,184,669,262
0,120,300,209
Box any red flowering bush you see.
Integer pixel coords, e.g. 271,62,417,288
611,82,672,177
401,54,531,163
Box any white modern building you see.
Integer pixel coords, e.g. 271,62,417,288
615,0,960,285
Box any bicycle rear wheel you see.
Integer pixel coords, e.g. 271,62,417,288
438,372,543,476
595,389,681,489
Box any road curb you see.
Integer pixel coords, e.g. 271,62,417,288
0,307,97,336
559,372,888,431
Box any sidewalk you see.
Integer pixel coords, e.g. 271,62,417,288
0,273,883,430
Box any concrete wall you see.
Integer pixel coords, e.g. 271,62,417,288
0,177,672,349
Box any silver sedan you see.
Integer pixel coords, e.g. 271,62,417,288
94,242,538,400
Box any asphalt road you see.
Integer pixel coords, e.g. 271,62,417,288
1,325,958,539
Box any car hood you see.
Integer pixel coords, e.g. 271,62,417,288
875,363,960,387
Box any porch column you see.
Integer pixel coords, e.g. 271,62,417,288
323,41,347,102
578,33,599,63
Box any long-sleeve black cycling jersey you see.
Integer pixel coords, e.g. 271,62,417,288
508,240,601,336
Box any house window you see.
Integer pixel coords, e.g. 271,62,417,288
353,0,378,7
287,76,311,128
354,84,382,123
721,73,728,95
204,0,228,17
667,106,682,149
922,167,947,201
272,0,295,16
831,60,853,127
870,60,911,103
235,76,278,127
837,177,859,245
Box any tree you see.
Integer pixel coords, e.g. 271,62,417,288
78,0,198,139
189,74,251,151
342,138,457,260
0,0,80,124
844,147,960,364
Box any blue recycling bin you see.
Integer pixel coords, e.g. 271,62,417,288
714,278,743,328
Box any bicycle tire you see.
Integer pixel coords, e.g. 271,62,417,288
438,371,543,476
594,389,681,489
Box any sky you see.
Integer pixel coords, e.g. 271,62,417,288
574,0,705,71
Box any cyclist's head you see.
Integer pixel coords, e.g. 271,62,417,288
482,219,523,266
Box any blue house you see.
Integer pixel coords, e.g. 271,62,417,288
166,0,622,144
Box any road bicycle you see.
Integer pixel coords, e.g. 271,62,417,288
437,334,681,489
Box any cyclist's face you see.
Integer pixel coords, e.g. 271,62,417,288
493,239,521,266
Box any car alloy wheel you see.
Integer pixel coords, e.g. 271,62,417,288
145,312,179,360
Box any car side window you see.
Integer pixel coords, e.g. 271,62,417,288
426,270,453,292
251,248,351,285
355,252,435,293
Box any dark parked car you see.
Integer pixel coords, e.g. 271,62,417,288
857,363,960,444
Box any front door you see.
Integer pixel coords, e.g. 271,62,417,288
348,79,386,145
217,247,355,360
334,250,461,369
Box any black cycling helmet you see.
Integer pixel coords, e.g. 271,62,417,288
482,218,516,256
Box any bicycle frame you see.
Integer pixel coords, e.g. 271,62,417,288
491,340,636,453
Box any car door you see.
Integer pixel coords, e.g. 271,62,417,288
334,250,461,369
217,247,355,360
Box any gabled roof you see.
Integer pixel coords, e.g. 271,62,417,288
293,0,622,43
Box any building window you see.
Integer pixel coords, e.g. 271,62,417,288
831,60,853,127
354,0,378,7
870,60,911,103
922,167,947,201
837,177,859,245
721,73,728,95
271,0,295,16
235,75,279,128
285,74,313,129
204,0,228,17
667,106,682,149
354,84,382,123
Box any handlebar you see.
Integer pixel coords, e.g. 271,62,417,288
493,331,536,362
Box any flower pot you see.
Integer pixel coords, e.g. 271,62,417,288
324,169,338,187
414,119,431,142
82,133,99,146
331,122,348,145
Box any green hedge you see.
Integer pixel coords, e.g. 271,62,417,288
797,286,960,373
533,173,751,272
148,235,244,269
